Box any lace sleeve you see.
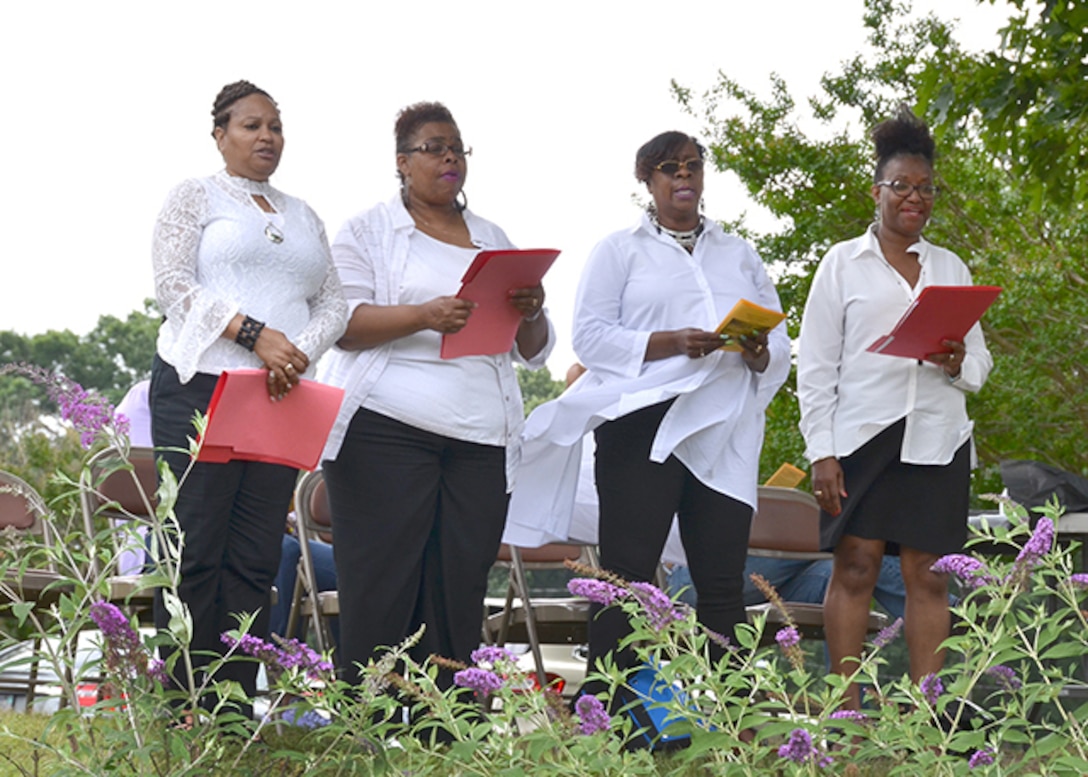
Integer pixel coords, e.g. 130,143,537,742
152,179,238,377
293,216,348,363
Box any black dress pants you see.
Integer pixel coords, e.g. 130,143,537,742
149,355,293,704
323,408,509,688
588,400,753,681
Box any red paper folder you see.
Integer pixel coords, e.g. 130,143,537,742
866,285,1002,360
196,370,345,471
441,248,560,359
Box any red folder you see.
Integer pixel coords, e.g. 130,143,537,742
196,370,345,471
866,285,1002,360
440,248,560,359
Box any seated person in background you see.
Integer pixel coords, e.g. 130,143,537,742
665,554,906,622
269,515,339,647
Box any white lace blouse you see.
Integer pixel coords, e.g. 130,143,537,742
152,170,347,383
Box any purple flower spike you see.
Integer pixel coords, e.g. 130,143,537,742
629,581,684,630
221,632,333,679
1069,573,1088,589
1,363,127,448
829,709,868,723
920,673,944,705
872,617,903,649
453,667,504,695
1017,517,1054,567
470,646,516,666
985,665,1022,692
775,626,801,650
90,600,161,684
968,748,996,768
777,728,818,763
568,578,626,606
931,554,995,589
575,694,611,735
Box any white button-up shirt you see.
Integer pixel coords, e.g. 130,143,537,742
504,213,789,547
797,226,993,465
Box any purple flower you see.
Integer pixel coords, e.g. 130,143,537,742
575,694,611,735
1069,573,1088,589
221,632,333,679
985,665,1022,692
1,363,128,448
568,578,626,606
470,646,516,666
968,748,995,768
931,554,995,589
453,667,503,695
829,709,868,723
629,581,684,630
90,601,161,683
920,673,943,705
775,626,801,650
777,728,818,763
872,617,903,649
1015,517,1054,569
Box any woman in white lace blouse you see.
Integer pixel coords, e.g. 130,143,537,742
149,80,346,713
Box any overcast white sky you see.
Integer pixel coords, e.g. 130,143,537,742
0,0,1008,374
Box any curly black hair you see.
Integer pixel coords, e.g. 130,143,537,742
211,80,275,138
395,102,458,153
871,104,935,180
634,131,706,184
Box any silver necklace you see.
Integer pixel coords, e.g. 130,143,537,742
649,210,703,252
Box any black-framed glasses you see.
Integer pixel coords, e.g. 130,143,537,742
404,141,472,158
876,179,940,200
654,158,704,176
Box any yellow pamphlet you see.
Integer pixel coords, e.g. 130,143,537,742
763,462,807,488
714,299,787,351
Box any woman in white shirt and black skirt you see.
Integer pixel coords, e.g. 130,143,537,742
798,106,993,709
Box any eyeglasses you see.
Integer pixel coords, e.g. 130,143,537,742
654,158,704,176
404,141,472,158
876,179,940,200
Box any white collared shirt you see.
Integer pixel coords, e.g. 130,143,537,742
317,196,554,488
797,226,993,465
503,214,790,547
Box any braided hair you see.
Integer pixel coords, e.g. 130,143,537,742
211,80,275,138
871,104,935,180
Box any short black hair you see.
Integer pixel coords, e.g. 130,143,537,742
871,104,935,180
211,80,275,138
635,131,706,183
395,102,458,153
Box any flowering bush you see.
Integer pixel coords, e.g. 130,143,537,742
4,366,1088,775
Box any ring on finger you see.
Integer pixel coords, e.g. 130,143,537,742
814,490,824,497
285,363,296,372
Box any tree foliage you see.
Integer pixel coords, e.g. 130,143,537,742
676,0,1088,492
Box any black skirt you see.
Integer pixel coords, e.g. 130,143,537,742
820,418,971,556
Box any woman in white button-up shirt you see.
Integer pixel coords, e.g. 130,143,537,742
319,103,554,688
798,107,992,709
507,132,789,698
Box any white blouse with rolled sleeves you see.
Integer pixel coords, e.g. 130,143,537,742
504,213,790,547
318,195,555,489
152,170,347,383
797,225,993,466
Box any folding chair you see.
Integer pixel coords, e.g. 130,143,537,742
483,542,599,689
746,485,888,640
0,469,69,707
289,469,338,654
78,446,158,612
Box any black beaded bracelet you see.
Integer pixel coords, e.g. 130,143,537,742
235,315,266,351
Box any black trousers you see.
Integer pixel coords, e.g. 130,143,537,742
588,400,753,678
149,355,294,702
323,408,509,687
